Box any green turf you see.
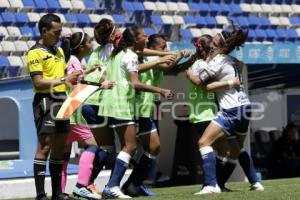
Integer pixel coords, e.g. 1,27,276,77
16,178,300,200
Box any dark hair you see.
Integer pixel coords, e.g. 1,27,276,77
111,26,143,57
282,123,298,137
61,32,88,62
147,34,167,48
38,14,61,34
194,34,213,59
94,18,115,46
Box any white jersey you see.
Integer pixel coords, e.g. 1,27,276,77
121,49,139,72
207,54,250,109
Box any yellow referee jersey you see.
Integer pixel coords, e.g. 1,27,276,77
26,43,67,93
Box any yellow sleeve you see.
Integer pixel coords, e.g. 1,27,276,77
26,50,43,75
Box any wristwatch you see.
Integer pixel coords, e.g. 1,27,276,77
60,77,66,83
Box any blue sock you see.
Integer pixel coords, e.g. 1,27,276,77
88,147,108,185
107,151,131,187
239,149,258,184
200,146,217,186
216,156,237,188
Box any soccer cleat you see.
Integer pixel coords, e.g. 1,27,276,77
87,183,102,196
102,186,132,199
194,185,221,195
73,186,101,200
250,182,264,191
36,193,49,200
51,193,69,200
138,185,156,196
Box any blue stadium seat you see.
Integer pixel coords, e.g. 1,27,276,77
254,29,267,41
131,2,145,24
199,3,210,15
290,17,300,27
46,0,61,12
0,56,10,69
122,1,134,13
286,29,298,41
32,26,40,39
113,14,126,25
183,16,196,25
195,15,207,28
205,16,217,28
64,13,78,25
259,16,270,28
180,29,193,40
20,26,34,38
34,0,48,12
218,3,230,15
77,13,91,27
276,29,288,41
188,2,200,12
248,29,256,41
265,29,277,41
132,2,144,11
15,12,29,26
22,0,36,10
236,16,249,28
151,15,163,27
144,27,155,36
229,4,242,16
84,0,102,13
209,3,221,16
248,16,260,28
1,12,16,26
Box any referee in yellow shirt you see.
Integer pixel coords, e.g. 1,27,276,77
26,14,80,200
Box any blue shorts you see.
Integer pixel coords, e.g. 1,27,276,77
212,105,251,136
82,104,135,128
136,117,157,136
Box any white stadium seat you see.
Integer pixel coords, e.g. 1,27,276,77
216,16,229,26
251,4,263,14
190,28,202,38
71,0,85,12
211,28,222,35
54,13,66,24
0,26,9,39
261,4,273,15
14,41,29,54
0,41,16,55
269,16,280,26
8,56,24,67
7,26,22,39
8,0,24,10
166,2,179,13
292,5,300,15
27,40,36,49
201,28,213,36
240,3,252,13
279,17,291,26
173,15,185,25
271,4,282,15
0,0,10,10
281,4,292,14
71,27,84,34
161,15,174,25
89,14,102,24
59,0,73,10
0,44,2,52
296,28,300,36
61,27,72,37
83,27,94,38
99,14,114,22
155,2,168,12
177,2,190,13
27,13,41,24
144,1,156,11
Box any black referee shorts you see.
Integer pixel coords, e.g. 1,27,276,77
32,92,70,135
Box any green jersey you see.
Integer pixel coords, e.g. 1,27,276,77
98,49,138,120
135,56,163,118
189,59,216,123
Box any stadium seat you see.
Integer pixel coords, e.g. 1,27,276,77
254,29,267,41
100,14,113,22
0,41,16,55
19,26,34,39
251,4,263,14
190,28,202,38
180,29,193,41
290,17,300,27
0,0,10,12
229,4,243,16
259,16,270,28
177,2,189,13
205,16,218,28
261,4,273,15
195,15,207,28
271,4,282,15
59,0,72,11
6,26,22,39
269,17,280,26
155,2,168,13
14,41,29,54
54,13,66,23
216,15,229,27
143,1,156,11
34,0,48,12
201,28,213,36
112,14,126,25
209,3,221,16
172,15,185,25
218,3,230,15
198,3,210,16
83,27,94,38
61,27,72,37
0,56,10,76
291,5,300,15
7,56,24,68
248,29,257,41
286,29,298,41
77,13,91,27
71,0,85,12
161,15,174,25
236,16,249,28
22,0,36,11
265,29,278,41
183,16,196,26
122,1,134,16
27,40,36,49
151,15,163,30
84,0,101,13
89,14,102,25
279,17,290,27
188,2,200,13
240,3,252,14
46,0,61,13
248,16,260,28
32,26,40,39
15,12,29,26
0,26,9,39
71,27,83,34
166,2,178,14
8,0,24,10
281,4,292,14
131,2,145,24
64,13,78,26
27,13,40,26
1,12,16,26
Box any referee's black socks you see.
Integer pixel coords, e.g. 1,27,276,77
34,158,47,196
49,158,63,196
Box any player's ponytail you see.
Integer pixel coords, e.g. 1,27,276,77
193,34,212,59
61,34,71,62
61,32,87,62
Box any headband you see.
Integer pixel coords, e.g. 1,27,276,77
71,31,85,50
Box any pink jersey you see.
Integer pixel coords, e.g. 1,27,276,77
67,55,85,74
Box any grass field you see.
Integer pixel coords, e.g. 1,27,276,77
17,177,300,200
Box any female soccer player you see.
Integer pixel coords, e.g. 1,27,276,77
60,31,114,199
